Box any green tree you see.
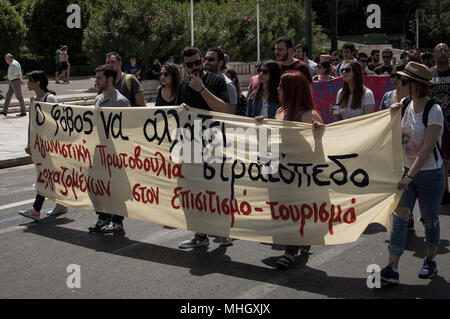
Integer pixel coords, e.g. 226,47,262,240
418,0,450,48
26,0,95,68
0,0,26,57
83,0,326,67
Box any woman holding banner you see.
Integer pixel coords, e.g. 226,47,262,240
380,62,445,284
246,60,281,119
273,71,324,269
18,70,68,221
334,61,375,120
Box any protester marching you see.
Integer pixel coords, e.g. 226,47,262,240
2,30,449,289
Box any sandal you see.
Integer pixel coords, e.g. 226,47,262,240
276,254,295,269
299,245,311,254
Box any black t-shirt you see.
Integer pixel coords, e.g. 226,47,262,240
113,73,144,106
430,67,450,121
155,86,176,106
150,63,161,79
176,71,229,111
374,65,393,75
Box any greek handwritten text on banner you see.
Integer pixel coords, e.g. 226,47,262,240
30,102,403,245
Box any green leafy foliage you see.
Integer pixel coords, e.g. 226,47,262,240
0,0,27,57
26,0,94,70
83,0,326,68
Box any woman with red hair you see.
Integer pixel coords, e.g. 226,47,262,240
274,71,324,269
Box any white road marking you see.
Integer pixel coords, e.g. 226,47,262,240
0,199,34,211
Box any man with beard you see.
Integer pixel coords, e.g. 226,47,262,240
176,46,231,113
89,64,130,234
274,35,312,83
368,49,381,71
176,46,232,249
204,47,237,115
430,43,450,204
105,52,145,106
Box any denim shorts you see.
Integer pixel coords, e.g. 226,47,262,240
389,166,445,256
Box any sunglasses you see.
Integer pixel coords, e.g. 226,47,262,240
160,72,170,77
382,56,392,59
342,67,352,73
258,68,269,75
205,57,216,62
185,59,202,68
390,73,401,80
401,78,410,85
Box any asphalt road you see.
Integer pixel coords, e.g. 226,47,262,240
0,164,449,301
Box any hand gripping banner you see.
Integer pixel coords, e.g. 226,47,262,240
30,102,403,245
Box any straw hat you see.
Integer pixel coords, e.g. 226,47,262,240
397,61,433,85
319,54,332,62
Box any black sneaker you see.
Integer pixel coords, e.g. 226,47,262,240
16,113,27,117
0,111,7,116
88,220,110,233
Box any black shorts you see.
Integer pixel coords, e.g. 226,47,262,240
61,62,68,71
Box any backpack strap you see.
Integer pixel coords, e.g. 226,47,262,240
422,99,440,162
401,96,411,119
125,74,132,94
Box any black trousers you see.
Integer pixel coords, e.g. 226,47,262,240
33,194,46,212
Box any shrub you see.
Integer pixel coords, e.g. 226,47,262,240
26,0,93,67
83,0,326,67
0,0,27,57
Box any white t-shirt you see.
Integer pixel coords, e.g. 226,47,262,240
337,88,375,120
39,92,57,103
8,60,22,81
401,99,444,170
261,98,269,118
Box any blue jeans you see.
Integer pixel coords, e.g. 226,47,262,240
389,167,445,256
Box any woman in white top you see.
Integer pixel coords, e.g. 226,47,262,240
380,62,445,284
334,61,375,120
19,70,67,221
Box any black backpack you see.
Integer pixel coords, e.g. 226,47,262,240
401,97,450,161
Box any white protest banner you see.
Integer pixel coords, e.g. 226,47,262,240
30,102,402,245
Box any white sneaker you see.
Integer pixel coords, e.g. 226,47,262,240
179,234,209,249
48,203,68,216
19,208,40,221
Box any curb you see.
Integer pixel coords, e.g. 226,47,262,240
0,156,33,169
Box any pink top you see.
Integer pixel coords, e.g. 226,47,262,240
59,51,68,63
248,75,259,93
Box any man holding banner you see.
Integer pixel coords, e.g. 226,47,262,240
176,46,233,248
89,64,130,234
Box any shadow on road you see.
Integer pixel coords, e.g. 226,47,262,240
20,217,450,299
